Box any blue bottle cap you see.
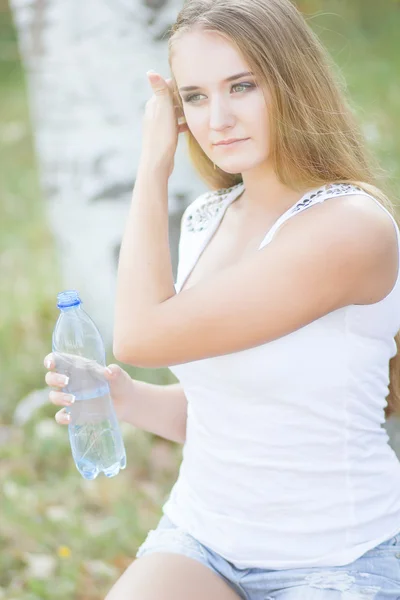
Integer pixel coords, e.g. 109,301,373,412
57,290,82,309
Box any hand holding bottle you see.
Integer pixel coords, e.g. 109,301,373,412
44,353,133,426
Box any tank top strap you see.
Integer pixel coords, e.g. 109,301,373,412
174,183,245,293
259,182,399,249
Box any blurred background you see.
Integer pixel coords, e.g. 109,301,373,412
1,0,400,598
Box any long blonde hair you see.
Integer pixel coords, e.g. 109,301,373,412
167,0,400,419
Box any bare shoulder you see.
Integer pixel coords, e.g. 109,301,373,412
278,192,399,305
286,191,397,241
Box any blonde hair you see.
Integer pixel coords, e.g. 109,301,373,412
167,0,400,419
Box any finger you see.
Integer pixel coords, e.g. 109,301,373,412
175,103,185,117
166,78,175,93
49,390,75,407
175,101,187,133
146,71,170,96
104,364,117,379
55,408,70,426
44,353,54,370
45,371,70,388
166,78,180,98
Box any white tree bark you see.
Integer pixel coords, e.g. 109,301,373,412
9,0,206,346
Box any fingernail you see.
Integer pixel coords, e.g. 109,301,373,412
64,394,75,404
105,367,113,375
46,359,52,369
58,375,69,385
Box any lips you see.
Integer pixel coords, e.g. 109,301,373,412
214,138,249,146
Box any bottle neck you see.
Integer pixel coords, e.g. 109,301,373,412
59,304,82,313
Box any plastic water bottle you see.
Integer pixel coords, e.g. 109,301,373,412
52,289,127,480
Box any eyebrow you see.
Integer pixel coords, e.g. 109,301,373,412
179,71,254,92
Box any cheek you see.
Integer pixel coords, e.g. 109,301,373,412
245,95,269,131
183,108,209,139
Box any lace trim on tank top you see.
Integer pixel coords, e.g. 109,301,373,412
184,182,365,233
184,185,243,232
289,183,364,215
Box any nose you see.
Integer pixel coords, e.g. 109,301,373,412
209,96,236,132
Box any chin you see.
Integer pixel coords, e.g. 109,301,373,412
216,159,259,174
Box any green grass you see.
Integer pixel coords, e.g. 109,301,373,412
0,419,182,598
1,0,400,597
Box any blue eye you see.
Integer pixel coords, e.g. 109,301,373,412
183,82,255,104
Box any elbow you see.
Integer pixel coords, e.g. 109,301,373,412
113,340,142,366
112,331,139,364
113,330,126,362
112,342,129,364
113,325,142,364
113,322,172,368
113,339,164,368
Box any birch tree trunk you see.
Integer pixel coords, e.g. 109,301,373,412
9,0,205,347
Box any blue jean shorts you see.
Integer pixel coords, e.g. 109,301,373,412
136,514,400,599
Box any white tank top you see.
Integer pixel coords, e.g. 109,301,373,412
162,181,400,569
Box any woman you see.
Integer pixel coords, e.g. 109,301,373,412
45,0,400,597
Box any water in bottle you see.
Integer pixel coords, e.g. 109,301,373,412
52,289,127,480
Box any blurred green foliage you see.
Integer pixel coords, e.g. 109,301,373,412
0,0,399,597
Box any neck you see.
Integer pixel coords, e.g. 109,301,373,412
235,162,308,217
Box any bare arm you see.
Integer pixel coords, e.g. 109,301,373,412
114,192,398,367
123,379,187,445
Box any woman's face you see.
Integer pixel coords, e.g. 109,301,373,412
171,30,271,175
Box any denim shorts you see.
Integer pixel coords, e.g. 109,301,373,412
136,514,400,599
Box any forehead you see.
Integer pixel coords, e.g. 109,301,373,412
171,30,249,84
